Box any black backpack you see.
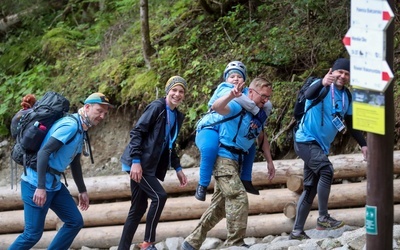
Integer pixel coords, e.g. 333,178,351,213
11,91,79,172
293,77,352,131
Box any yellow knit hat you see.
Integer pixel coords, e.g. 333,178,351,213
165,76,187,93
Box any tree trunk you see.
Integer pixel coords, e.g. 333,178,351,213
0,13,21,32
140,0,155,68
0,7,39,32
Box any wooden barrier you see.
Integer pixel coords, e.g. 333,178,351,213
1,205,400,249
1,151,400,249
2,151,400,211
2,179,400,234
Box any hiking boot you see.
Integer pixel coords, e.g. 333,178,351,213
316,214,344,230
289,231,310,240
195,184,207,201
182,240,196,250
241,180,260,195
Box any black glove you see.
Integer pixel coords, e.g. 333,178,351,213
251,109,267,128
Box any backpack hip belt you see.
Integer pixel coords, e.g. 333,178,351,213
219,143,248,156
29,165,68,187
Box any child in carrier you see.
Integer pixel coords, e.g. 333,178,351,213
195,61,272,201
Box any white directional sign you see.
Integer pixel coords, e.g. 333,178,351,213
343,28,386,60
351,0,394,30
350,57,394,92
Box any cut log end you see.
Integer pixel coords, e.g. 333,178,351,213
283,201,297,219
286,175,303,193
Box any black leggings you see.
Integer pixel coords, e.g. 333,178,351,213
118,175,167,249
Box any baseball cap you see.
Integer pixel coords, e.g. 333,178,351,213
84,92,114,107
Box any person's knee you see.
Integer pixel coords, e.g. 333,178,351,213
65,214,84,229
302,185,316,205
218,176,246,198
23,231,43,245
158,192,168,204
319,165,334,181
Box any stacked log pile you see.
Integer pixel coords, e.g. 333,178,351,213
1,151,400,249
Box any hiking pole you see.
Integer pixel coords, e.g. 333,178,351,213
85,131,94,164
10,158,17,190
10,157,13,190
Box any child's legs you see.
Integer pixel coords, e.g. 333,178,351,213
241,143,256,181
196,128,219,187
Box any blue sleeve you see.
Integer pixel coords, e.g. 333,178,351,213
50,118,79,144
208,82,234,106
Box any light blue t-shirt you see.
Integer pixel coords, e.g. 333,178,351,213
218,101,262,161
295,83,352,154
208,82,234,106
21,114,83,191
196,83,249,131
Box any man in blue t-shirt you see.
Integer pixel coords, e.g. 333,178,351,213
183,77,276,249
289,58,368,240
9,93,113,250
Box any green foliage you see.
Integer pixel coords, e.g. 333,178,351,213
0,0,399,158
41,27,85,61
0,64,51,135
0,34,42,75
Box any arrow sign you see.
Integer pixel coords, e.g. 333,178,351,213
343,27,386,60
350,58,394,92
351,0,394,30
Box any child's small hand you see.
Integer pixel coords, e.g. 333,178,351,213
231,82,245,97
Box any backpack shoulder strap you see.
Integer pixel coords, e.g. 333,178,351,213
303,85,330,115
66,114,82,145
345,87,352,103
198,108,245,130
232,108,247,143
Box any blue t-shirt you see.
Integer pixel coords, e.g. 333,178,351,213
21,114,83,191
165,105,177,150
208,82,234,107
295,83,352,154
196,83,249,131
218,101,262,161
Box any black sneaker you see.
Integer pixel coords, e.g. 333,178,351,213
289,231,310,240
316,214,344,230
195,184,207,201
241,180,260,195
182,240,196,250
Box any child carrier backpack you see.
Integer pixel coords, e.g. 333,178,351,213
10,91,79,177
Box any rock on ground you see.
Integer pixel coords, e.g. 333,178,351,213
75,225,400,250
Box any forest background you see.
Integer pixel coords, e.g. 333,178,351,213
0,0,399,176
